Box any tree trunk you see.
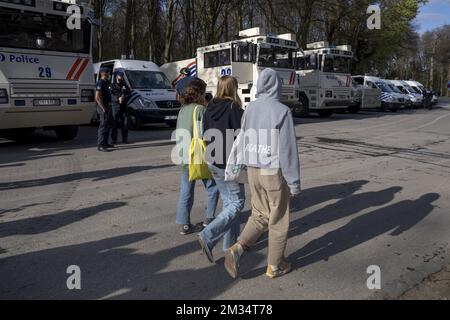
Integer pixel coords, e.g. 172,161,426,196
163,0,177,63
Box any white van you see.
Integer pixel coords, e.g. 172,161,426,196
385,80,412,108
405,80,438,106
390,80,424,108
94,60,180,128
352,76,407,111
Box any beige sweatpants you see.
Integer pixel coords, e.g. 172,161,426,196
239,167,290,266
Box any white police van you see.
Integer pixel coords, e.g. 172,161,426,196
353,76,405,112
94,60,180,129
390,80,424,108
0,0,96,140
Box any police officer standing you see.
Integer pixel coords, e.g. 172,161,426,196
95,68,114,152
110,70,131,144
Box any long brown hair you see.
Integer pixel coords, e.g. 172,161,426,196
180,78,207,106
215,76,242,107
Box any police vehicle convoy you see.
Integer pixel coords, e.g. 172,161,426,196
390,80,424,108
296,41,354,117
94,59,180,129
161,27,302,114
0,0,96,140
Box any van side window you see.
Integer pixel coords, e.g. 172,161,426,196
204,49,231,68
366,81,377,89
353,77,364,86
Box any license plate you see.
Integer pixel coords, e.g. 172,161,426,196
338,95,346,99
34,99,61,106
165,115,177,120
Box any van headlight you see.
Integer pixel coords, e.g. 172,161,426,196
81,89,95,102
137,98,158,109
0,89,9,104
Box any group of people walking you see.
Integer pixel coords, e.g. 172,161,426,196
174,68,301,279
95,68,131,152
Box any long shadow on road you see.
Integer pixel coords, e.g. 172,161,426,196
0,231,264,299
0,165,175,191
289,193,439,269
242,188,437,279
0,202,127,238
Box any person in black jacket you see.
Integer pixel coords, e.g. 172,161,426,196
110,71,131,144
197,76,246,263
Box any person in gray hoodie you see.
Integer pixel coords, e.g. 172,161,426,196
224,68,301,279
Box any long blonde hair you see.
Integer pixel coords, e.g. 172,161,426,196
215,76,242,107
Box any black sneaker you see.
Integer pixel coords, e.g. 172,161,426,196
203,218,214,228
106,143,116,148
180,223,203,235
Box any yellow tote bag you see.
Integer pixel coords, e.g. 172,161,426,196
188,106,212,181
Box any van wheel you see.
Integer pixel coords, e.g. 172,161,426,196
293,96,310,117
348,102,361,114
55,126,78,140
127,111,141,130
318,110,333,118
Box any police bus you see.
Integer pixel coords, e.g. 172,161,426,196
296,42,354,117
0,0,96,140
161,27,302,113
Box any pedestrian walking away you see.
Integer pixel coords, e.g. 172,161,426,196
95,68,114,152
174,77,220,235
198,76,246,263
224,68,301,279
110,70,131,144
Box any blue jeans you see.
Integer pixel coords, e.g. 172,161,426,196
200,165,246,252
176,167,219,225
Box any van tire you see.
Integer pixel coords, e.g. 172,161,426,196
127,110,141,130
293,95,310,117
348,103,361,114
55,126,78,140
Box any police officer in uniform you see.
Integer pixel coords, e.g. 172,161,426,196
95,68,114,152
110,70,131,144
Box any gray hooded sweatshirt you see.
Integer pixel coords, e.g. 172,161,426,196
242,68,301,194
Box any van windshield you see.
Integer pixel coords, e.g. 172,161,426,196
322,55,352,73
376,82,393,93
125,71,172,90
388,84,402,93
410,86,422,94
258,46,294,69
0,7,91,53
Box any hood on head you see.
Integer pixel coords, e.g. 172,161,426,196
256,68,282,100
207,98,234,121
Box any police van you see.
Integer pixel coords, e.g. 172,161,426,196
0,0,97,140
353,76,406,111
296,42,354,117
390,80,424,108
94,60,180,129
161,27,302,114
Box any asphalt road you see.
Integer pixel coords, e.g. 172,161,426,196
1,101,449,300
